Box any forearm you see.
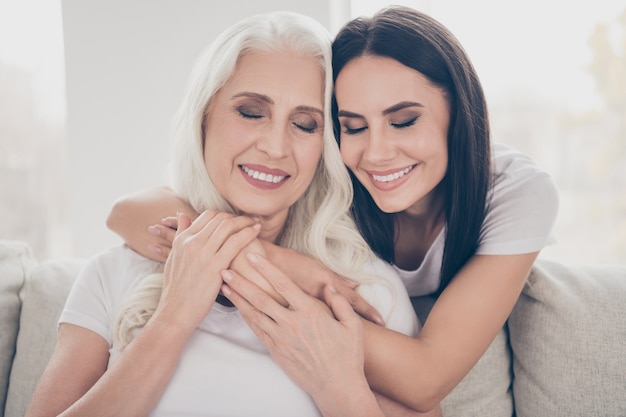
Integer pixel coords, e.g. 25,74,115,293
106,186,197,259
61,319,190,417
362,254,536,411
310,376,385,417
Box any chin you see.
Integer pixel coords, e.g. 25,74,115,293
374,200,408,214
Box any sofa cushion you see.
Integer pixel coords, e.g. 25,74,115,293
412,295,514,417
4,257,85,417
440,327,513,416
0,241,38,414
509,259,626,417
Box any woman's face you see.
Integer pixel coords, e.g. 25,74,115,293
335,55,450,215
203,51,324,227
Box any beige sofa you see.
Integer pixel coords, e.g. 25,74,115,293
1,239,625,417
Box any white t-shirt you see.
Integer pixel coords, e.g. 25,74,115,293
60,245,419,417
395,143,560,296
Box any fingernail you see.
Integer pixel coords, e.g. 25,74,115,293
148,225,160,236
246,252,259,264
327,284,337,293
252,223,261,230
374,314,385,326
148,244,162,255
161,218,172,227
221,270,233,282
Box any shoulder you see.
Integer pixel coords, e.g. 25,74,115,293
357,258,420,337
78,244,161,287
490,143,558,202
478,144,560,254
62,245,163,342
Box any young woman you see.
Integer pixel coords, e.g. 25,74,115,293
26,11,437,417
108,6,558,413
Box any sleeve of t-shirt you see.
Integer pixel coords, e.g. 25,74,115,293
477,144,560,255
59,245,130,345
356,259,421,337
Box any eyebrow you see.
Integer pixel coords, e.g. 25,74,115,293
232,92,324,117
337,101,424,118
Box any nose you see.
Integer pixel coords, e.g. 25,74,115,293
256,122,290,159
363,126,395,164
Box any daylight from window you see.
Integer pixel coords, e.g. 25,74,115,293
1,0,625,264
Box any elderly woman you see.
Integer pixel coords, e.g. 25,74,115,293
24,11,435,417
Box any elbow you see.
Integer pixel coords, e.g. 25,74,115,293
403,380,451,413
106,195,130,234
410,393,443,414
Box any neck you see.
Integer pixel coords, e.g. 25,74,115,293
254,212,288,243
398,183,446,230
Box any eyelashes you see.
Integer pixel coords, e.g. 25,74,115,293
391,117,417,129
236,106,320,134
342,116,418,135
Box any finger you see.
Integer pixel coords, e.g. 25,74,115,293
178,209,222,236
147,244,168,263
334,284,385,326
246,253,309,310
147,224,177,246
323,285,358,324
176,212,192,231
221,272,280,334
221,268,289,320
161,216,179,229
341,276,360,289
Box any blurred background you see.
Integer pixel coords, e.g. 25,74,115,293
1,0,625,264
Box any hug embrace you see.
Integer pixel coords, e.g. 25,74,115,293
26,5,557,417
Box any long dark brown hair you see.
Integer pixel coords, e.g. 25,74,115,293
332,6,492,293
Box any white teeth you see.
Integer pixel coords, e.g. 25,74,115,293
372,166,413,183
241,165,285,183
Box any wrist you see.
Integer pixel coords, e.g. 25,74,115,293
314,379,384,417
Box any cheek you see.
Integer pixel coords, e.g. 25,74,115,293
339,140,358,168
297,139,323,178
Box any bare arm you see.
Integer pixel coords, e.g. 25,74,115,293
222,255,441,417
107,187,383,323
224,250,536,412
27,212,260,417
361,252,537,410
106,186,197,262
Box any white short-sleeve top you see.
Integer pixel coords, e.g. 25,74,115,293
59,245,418,417
394,143,559,297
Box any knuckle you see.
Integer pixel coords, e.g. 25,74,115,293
345,291,360,306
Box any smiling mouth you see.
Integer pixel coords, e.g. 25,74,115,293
240,165,287,183
370,165,415,183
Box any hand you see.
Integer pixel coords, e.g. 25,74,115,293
146,216,179,260
153,211,260,332
261,242,385,326
221,253,375,415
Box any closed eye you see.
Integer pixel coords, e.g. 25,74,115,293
294,122,318,134
343,125,367,135
238,110,263,119
391,117,417,129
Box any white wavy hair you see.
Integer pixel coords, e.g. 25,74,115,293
115,11,379,349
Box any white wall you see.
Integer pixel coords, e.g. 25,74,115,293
62,0,349,258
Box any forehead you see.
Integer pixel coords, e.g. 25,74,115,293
223,50,325,106
335,55,446,110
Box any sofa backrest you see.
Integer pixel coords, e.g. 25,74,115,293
0,241,38,417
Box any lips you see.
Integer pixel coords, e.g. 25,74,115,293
370,165,415,183
239,164,288,184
